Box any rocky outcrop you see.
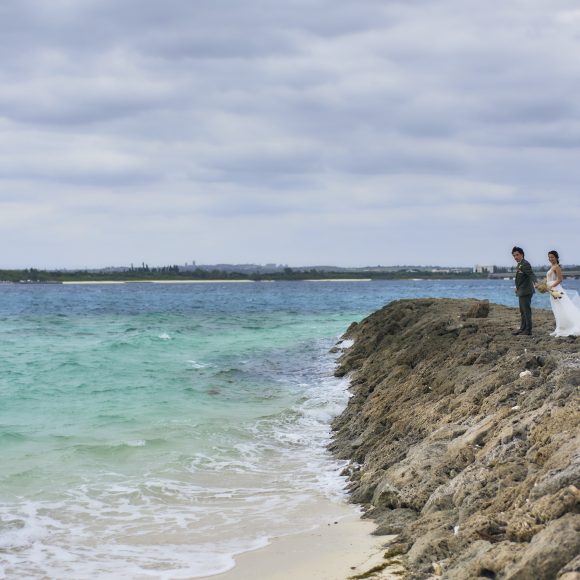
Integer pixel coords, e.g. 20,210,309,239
330,299,580,579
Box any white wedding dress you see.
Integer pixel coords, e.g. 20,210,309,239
546,268,580,336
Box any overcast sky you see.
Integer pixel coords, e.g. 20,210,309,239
1,0,579,268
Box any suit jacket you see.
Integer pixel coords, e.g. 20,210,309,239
515,259,537,296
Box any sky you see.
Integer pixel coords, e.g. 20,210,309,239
1,0,579,269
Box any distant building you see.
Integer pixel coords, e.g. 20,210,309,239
474,265,496,274
181,261,197,272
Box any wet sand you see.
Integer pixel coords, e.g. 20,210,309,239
205,510,402,580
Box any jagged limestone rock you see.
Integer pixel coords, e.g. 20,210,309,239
331,298,580,579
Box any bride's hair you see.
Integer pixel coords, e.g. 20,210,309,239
548,250,560,264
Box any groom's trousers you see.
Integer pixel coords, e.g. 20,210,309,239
518,294,533,332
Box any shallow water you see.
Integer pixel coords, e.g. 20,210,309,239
0,279,568,578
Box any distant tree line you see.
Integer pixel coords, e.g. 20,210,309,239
0,266,490,283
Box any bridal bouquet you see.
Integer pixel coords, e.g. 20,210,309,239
536,282,563,299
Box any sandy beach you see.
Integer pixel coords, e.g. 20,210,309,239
204,509,402,580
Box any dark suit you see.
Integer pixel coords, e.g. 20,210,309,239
515,259,536,333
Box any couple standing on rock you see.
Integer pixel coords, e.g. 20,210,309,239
512,246,580,337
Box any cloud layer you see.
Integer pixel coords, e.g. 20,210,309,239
1,0,579,267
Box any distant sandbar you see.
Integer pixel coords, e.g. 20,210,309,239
62,280,256,285
304,278,372,282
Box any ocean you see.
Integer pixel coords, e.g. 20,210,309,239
0,279,567,578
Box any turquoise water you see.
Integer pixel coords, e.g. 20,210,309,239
0,279,564,578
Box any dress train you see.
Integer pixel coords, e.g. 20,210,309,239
546,269,580,337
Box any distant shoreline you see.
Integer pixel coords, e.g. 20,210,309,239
1,275,496,285
2,277,492,285
304,278,372,282
0,268,497,284
62,279,375,284
61,280,257,285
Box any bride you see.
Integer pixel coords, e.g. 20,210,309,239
544,250,580,337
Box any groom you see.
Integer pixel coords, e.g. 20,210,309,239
512,246,537,336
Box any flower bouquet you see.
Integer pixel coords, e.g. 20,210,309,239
536,281,563,299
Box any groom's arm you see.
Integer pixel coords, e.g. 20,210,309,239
522,260,537,283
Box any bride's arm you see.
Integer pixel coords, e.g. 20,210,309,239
549,265,563,288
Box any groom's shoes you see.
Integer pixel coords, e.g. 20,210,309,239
520,330,532,336
512,329,523,335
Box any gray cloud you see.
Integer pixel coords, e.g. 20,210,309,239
0,0,579,268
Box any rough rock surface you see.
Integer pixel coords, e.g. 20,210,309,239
330,299,580,579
